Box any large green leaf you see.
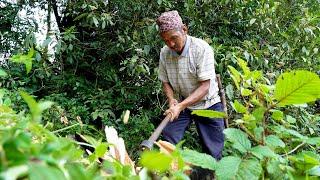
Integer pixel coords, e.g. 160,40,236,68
29,163,66,180
236,159,262,180
180,149,217,170
224,128,251,153
250,145,277,159
216,156,262,180
140,151,173,173
275,71,320,106
215,156,241,180
266,135,285,148
191,110,226,118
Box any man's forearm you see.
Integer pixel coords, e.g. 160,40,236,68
178,80,210,109
162,82,175,101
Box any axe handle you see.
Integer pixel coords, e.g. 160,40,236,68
148,114,171,142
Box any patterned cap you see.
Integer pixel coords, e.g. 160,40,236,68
156,10,183,32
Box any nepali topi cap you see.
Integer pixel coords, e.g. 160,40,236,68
156,10,183,32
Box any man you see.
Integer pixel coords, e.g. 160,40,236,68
156,10,224,160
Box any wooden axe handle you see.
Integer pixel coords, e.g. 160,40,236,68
148,114,171,142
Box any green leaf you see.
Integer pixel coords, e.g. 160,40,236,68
0,69,8,77
181,149,217,170
92,16,99,27
19,91,53,122
95,143,108,157
275,71,320,106
241,88,252,96
306,137,320,145
232,100,246,113
307,166,320,176
9,48,34,74
215,156,241,180
228,66,241,89
271,110,283,121
249,18,256,25
250,145,277,159
286,115,296,124
266,135,285,148
140,151,172,173
29,163,65,180
19,91,39,119
191,110,226,118
38,101,54,112
238,58,250,76
285,129,306,140
252,107,266,122
0,165,28,180
224,128,251,153
226,84,234,99
236,159,262,180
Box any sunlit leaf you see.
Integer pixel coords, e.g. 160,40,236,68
140,151,172,173
232,100,246,113
275,71,320,106
191,110,226,118
271,110,283,121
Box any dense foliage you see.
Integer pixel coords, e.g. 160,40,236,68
1,0,320,179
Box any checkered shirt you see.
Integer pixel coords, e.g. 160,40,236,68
158,35,221,110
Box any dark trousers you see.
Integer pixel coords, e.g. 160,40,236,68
162,102,225,160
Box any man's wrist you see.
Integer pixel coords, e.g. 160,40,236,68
176,103,186,111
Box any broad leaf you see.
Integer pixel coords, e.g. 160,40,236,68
236,159,262,180
307,166,320,176
140,151,172,173
215,156,241,180
180,149,216,170
266,135,285,148
224,128,251,153
232,100,246,113
250,145,277,159
29,163,65,180
191,110,226,118
306,137,320,145
275,71,320,106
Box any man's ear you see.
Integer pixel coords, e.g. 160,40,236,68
182,24,188,34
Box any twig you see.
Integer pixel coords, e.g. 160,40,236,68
281,142,305,157
52,123,80,134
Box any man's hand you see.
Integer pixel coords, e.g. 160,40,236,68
164,103,184,121
169,98,178,108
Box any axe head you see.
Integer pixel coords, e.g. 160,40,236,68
140,140,154,150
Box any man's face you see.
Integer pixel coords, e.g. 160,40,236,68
160,28,187,54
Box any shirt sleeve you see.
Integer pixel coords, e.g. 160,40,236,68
197,46,216,81
158,49,169,82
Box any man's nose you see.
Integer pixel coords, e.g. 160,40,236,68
168,41,175,48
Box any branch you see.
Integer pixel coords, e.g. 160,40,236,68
50,0,63,32
281,142,305,157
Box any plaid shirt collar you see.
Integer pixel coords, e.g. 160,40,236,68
170,35,191,57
